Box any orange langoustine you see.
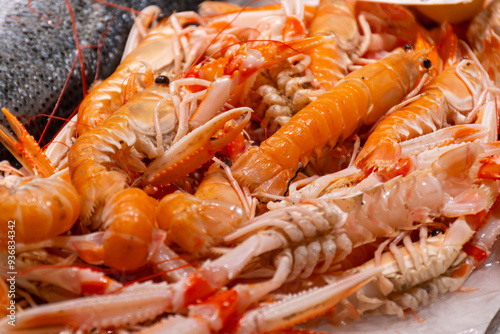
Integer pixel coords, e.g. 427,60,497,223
231,47,432,196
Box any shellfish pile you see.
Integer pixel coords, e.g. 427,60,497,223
1,0,500,333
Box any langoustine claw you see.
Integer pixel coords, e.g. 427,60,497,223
143,107,252,188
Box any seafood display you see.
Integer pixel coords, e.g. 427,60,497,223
1,0,500,333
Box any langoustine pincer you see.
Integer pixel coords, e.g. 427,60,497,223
1,0,500,333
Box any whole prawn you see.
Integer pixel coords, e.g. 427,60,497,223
231,47,432,196
0,108,80,248
70,84,173,224
307,0,359,91
467,0,500,86
330,216,475,323
76,12,205,136
355,46,486,174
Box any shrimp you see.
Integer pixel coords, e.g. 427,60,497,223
334,186,500,323
329,216,476,323
0,103,158,271
467,0,500,86
14,187,162,271
231,48,432,196
157,162,247,255
355,56,486,174
76,12,203,135
0,109,80,248
71,84,170,224
307,0,359,91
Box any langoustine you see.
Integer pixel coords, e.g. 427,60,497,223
355,29,489,174
231,47,432,196
0,108,80,248
468,0,500,87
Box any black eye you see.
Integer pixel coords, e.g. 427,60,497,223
423,59,432,69
430,229,444,236
404,44,413,51
156,12,167,22
183,22,200,28
155,75,170,84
